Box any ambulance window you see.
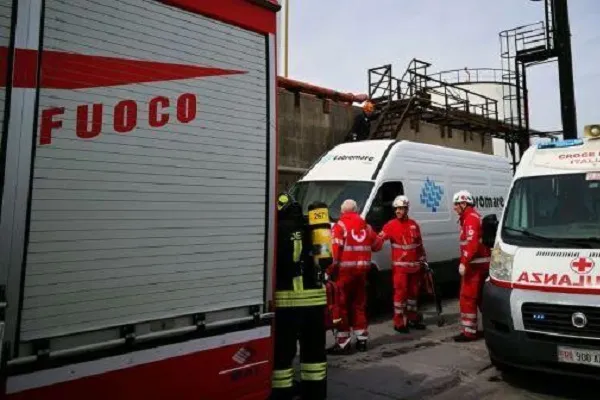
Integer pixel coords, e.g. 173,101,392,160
366,181,404,231
502,173,600,247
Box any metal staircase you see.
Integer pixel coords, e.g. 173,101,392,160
499,6,556,166
367,59,501,141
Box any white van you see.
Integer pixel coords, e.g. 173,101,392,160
291,139,513,307
483,127,600,380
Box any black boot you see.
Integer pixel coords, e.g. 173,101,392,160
453,333,477,343
327,343,352,355
408,320,426,330
355,339,368,352
394,325,410,334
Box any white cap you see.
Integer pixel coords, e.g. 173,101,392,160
392,195,410,208
452,190,474,205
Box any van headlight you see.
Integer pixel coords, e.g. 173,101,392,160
489,245,513,283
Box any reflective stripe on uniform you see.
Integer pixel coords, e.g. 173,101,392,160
292,233,302,263
274,288,327,307
392,261,421,267
460,239,482,246
470,257,490,264
394,301,405,315
344,245,371,252
462,326,477,334
292,276,304,292
272,368,294,388
460,311,478,335
339,260,371,268
301,362,327,381
354,329,368,340
333,238,345,245
392,243,420,250
406,299,417,311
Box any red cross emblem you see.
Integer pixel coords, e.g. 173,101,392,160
570,257,595,275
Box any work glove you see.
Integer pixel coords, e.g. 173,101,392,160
458,263,466,277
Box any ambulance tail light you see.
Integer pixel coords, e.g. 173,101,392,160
584,124,600,140
489,245,513,284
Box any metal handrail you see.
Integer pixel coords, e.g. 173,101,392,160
428,68,512,86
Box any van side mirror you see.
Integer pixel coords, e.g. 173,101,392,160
481,214,499,248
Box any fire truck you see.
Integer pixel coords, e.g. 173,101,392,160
0,1,279,399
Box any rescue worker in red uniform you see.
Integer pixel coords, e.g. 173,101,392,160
452,190,490,342
379,195,427,333
328,199,383,353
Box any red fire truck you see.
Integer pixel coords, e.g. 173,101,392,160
0,1,279,399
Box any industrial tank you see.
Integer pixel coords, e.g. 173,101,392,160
426,68,518,159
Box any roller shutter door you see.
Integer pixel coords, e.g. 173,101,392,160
0,0,13,148
20,0,269,340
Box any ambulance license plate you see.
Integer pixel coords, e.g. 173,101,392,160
557,346,600,367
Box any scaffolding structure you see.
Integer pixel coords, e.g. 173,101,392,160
364,0,576,170
367,59,505,142
497,0,578,156
499,18,555,165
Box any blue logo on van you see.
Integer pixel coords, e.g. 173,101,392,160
420,178,444,212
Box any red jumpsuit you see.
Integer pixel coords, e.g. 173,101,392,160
330,211,382,348
380,217,426,328
458,206,491,338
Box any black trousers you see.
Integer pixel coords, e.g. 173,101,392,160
271,305,327,400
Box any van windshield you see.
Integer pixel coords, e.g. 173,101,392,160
501,173,600,248
290,181,374,221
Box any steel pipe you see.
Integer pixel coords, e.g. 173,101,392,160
277,76,368,104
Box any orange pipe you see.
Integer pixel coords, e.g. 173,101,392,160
277,76,368,104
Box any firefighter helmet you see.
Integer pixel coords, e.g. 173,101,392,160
452,190,474,205
277,192,293,211
392,195,410,208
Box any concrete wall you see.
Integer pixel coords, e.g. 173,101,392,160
396,119,493,154
277,88,494,192
277,88,356,191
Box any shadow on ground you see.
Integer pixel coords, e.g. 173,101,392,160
328,363,461,400
498,369,600,400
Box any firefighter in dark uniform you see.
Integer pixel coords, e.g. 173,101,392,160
271,192,328,400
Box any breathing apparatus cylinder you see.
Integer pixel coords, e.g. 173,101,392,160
307,202,333,278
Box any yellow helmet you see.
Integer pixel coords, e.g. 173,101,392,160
277,193,291,211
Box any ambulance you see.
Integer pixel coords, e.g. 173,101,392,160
483,125,600,379
0,1,279,399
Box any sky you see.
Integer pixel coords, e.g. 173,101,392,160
277,0,600,138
